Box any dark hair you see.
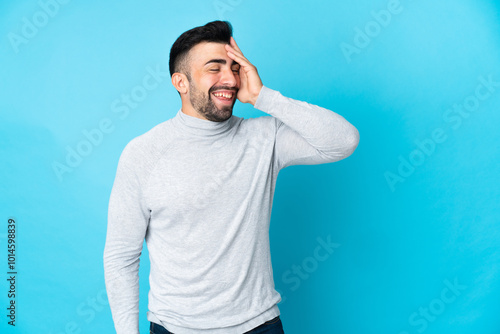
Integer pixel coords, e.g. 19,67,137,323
169,20,233,80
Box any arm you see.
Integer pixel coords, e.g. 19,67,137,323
254,86,359,169
103,140,150,334
225,37,359,170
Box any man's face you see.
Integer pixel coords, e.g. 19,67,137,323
185,41,241,122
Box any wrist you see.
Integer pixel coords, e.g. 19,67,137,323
250,84,263,106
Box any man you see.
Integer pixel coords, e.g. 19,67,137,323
103,20,359,334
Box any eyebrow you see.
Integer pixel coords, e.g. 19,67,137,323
204,59,239,66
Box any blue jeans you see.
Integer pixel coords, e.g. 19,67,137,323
150,316,285,334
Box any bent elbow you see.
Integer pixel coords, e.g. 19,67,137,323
345,126,360,156
332,124,359,161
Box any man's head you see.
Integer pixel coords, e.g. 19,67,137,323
169,20,240,122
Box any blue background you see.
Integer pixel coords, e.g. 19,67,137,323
1,0,499,333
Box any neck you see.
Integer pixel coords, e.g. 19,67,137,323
181,104,206,120
173,107,234,137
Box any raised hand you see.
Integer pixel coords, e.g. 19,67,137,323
225,36,263,106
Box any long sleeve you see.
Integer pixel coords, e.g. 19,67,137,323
254,85,359,170
103,140,150,334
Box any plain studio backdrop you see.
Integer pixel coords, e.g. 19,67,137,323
1,0,499,333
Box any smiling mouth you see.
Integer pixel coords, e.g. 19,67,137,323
212,91,235,104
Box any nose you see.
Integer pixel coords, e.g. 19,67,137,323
220,66,238,87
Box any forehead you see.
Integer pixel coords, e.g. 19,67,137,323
188,41,236,67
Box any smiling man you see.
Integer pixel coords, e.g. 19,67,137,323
103,20,359,334
178,41,241,122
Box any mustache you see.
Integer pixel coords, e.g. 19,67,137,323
210,87,238,94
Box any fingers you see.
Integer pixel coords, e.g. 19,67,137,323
227,48,248,67
230,36,242,53
225,43,241,58
226,37,248,63
225,43,253,69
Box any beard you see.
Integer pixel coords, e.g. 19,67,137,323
188,80,237,122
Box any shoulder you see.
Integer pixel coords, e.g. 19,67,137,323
118,118,176,169
235,114,279,140
244,114,277,128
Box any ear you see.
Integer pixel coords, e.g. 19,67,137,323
172,73,189,94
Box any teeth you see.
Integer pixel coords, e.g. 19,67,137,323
214,92,232,99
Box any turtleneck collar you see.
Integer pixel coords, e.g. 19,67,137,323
173,108,235,137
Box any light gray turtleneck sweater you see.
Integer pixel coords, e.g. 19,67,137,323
103,85,359,334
